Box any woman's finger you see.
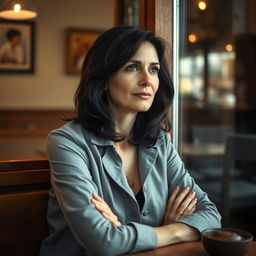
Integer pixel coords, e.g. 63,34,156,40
91,194,112,212
97,204,121,227
163,186,179,224
188,205,196,215
180,197,197,217
164,186,195,224
177,190,196,215
165,186,179,212
91,193,122,226
164,186,198,224
171,186,190,215
102,211,121,227
167,186,180,208
92,192,106,203
91,199,110,214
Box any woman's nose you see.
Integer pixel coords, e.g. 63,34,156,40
139,71,152,87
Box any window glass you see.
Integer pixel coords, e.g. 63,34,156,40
177,0,256,235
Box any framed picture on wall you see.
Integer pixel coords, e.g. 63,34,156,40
114,0,139,27
0,19,35,73
122,0,139,26
66,28,104,75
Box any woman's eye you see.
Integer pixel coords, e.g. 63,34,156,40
125,64,139,72
150,66,159,74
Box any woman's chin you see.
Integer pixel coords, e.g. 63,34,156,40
133,103,153,113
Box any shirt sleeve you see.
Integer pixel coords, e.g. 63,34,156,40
47,128,157,256
164,132,222,232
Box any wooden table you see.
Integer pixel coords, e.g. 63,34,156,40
122,241,256,256
182,143,225,157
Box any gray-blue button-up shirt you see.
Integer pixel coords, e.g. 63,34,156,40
40,121,221,256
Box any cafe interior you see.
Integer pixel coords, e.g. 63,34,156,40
0,0,255,255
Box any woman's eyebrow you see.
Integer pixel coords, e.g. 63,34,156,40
128,60,160,65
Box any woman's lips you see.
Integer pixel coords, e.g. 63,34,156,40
133,92,152,99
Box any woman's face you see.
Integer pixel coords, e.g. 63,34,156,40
11,35,21,46
107,41,160,117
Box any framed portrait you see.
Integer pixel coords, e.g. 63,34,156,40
66,28,104,74
0,19,35,73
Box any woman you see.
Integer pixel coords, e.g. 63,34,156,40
40,26,221,256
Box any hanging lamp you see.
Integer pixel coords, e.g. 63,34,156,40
0,0,37,20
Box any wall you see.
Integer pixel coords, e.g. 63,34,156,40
0,0,113,109
248,0,256,34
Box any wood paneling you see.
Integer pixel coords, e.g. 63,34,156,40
154,0,173,68
0,169,50,187
0,191,49,256
0,159,50,256
0,109,74,136
0,159,50,172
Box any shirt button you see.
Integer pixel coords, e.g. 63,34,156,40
142,209,150,217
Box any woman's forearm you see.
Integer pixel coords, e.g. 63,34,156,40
153,223,200,248
91,193,200,249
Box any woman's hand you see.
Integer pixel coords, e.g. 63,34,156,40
163,186,197,225
91,193,122,227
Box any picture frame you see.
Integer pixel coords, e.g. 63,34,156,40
0,19,35,73
114,0,139,27
66,28,104,75
121,0,139,26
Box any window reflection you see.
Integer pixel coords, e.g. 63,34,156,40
207,51,235,106
180,46,235,107
180,53,204,101
178,0,256,235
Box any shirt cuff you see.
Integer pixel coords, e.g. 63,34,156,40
176,214,221,233
128,222,157,253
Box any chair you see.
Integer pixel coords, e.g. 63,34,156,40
191,125,233,180
192,125,233,144
200,134,256,226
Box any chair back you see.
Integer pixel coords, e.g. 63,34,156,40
0,158,50,255
191,125,233,178
221,134,256,221
226,134,256,162
223,134,256,183
192,125,233,144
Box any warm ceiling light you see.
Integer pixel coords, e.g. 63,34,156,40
0,0,37,20
188,34,197,43
14,3,21,13
225,44,233,52
198,1,207,11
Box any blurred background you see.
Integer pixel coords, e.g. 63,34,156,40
178,0,256,237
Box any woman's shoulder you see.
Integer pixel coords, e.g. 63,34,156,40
48,121,110,147
49,120,85,135
158,129,172,145
48,121,91,144
156,129,177,155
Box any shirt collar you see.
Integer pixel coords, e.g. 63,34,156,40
89,132,114,147
88,129,165,148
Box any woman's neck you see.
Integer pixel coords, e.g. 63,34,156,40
113,112,137,138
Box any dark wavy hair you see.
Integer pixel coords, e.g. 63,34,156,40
6,29,21,41
73,26,174,146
